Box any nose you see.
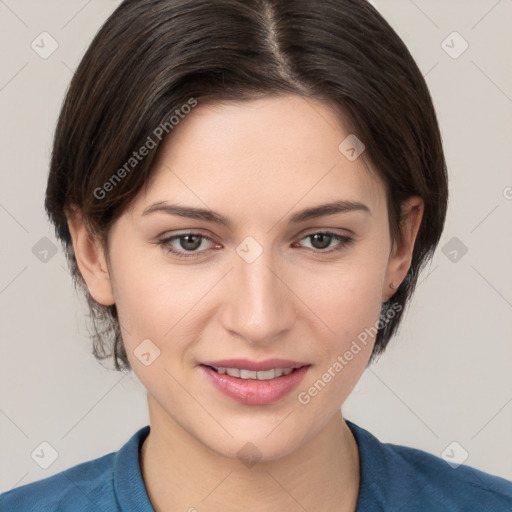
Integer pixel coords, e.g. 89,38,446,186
220,249,296,345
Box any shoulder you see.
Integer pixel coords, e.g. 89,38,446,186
385,442,512,510
0,425,151,512
346,420,512,512
0,451,117,512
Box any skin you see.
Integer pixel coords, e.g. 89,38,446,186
67,94,423,512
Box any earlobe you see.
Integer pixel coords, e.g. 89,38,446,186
65,208,115,306
382,196,424,302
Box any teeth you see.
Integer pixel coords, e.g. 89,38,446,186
240,369,258,379
213,366,296,380
226,368,240,377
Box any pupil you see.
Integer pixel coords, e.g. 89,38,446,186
311,233,332,249
181,235,201,251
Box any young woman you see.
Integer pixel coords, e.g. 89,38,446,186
2,0,511,511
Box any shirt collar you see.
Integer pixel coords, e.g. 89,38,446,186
114,424,154,511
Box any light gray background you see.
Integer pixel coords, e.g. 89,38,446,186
1,0,511,493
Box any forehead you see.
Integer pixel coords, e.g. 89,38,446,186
134,95,386,218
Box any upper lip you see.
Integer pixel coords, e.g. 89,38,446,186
201,359,311,372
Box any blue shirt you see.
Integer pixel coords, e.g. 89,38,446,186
2,420,511,511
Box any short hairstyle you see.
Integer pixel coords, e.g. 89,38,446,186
45,0,448,372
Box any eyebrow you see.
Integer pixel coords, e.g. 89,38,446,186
141,200,371,227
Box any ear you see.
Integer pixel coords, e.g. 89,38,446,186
66,207,115,306
382,196,424,302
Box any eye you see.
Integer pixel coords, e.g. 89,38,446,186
294,231,354,254
157,232,218,259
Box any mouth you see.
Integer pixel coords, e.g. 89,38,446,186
198,362,312,405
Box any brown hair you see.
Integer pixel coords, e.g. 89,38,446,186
45,0,448,371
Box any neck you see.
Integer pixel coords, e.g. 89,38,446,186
140,395,360,512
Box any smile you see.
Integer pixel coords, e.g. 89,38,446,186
199,364,311,405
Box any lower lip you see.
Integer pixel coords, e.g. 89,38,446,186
199,365,311,405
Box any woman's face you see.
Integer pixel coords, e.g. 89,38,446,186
76,94,421,461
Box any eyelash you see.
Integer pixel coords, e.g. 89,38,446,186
156,231,354,259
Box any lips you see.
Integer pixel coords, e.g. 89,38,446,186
200,358,309,372
199,364,311,405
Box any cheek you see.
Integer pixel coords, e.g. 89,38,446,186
292,261,383,408
111,252,220,349
290,254,385,340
